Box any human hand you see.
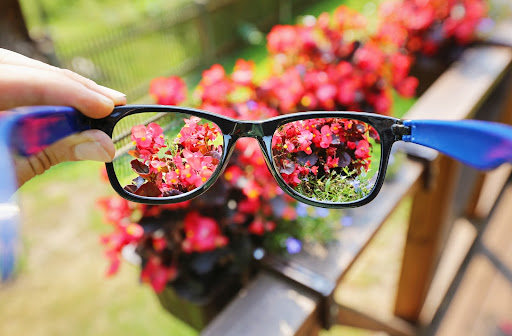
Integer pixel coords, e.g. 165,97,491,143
0,48,127,187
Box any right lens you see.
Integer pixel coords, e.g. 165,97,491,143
271,117,382,203
112,112,224,198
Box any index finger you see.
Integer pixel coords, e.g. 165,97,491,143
0,48,126,106
0,64,115,118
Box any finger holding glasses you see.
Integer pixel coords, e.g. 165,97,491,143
0,48,126,187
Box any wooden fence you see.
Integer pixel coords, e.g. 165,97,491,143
53,0,310,102
198,21,512,336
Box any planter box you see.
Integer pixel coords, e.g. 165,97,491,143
156,271,249,331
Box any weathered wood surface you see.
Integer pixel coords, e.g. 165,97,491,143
426,173,512,336
202,36,512,336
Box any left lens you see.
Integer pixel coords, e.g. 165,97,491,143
271,117,381,203
112,111,223,198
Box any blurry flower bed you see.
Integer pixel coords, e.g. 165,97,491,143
98,0,488,294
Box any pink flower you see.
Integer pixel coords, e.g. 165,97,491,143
355,140,370,159
281,170,301,187
202,64,226,85
267,25,299,54
320,125,333,148
97,197,132,224
391,53,413,84
197,64,232,104
337,80,358,106
149,77,187,105
232,59,255,85
316,83,337,110
297,130,313,154
131,125,153,148
130,122,165,150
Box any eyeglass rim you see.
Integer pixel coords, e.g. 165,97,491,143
96,105,401,209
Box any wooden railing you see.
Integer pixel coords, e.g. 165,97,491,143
199,22,512,336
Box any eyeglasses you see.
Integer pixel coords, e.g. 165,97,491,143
1,105,511,280
3,105,511,210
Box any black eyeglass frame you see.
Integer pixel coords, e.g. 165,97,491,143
89,105,406,209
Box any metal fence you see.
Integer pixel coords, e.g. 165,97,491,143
53,0,311,103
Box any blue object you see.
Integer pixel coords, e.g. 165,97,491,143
403,119,512,170
0,106,90,281
285,237,302,254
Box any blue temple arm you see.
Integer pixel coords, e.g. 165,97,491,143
402,119,512,170
0,106,91,281
7,106,91,156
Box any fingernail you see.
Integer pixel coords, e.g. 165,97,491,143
95,91,115,107
98,85,126,104
74,142,113,162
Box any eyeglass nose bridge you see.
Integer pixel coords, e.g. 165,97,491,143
231,120,267,139
228,119,276,172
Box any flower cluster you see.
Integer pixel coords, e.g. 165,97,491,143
263,6,418,115
126,117,222,197
272,117,378,202
375,0,488,56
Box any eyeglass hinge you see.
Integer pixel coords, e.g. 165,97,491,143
391,122,411,140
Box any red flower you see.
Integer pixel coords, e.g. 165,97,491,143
182,212,228,253
248,217,277,235
197,64,232,104
395,76,419,98
354,44,385,72
141,256,177,293
319,125,333,148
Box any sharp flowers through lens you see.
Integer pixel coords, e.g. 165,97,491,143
271,118,382,203
112,112,223,197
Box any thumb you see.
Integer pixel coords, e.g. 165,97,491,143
51,129,115,163
14,130,115,187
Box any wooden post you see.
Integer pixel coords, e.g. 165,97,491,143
394,155,461,322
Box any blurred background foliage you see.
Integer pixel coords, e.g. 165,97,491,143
18,0,385,101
